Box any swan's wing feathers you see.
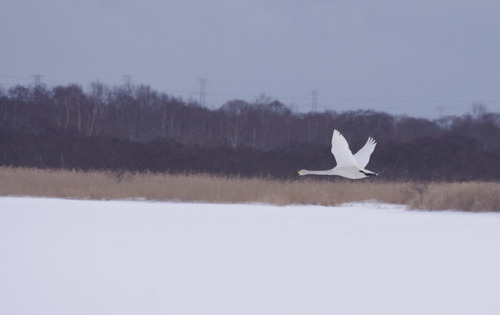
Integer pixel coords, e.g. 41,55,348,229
331,130,359,168
353,136,377,169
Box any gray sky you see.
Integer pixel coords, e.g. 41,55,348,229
1,0,499,117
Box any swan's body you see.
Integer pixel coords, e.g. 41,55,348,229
297,130,378,179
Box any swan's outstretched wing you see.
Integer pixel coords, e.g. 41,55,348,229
331,130,359,168
354,136,377,169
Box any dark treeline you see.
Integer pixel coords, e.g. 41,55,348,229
1,82,500,181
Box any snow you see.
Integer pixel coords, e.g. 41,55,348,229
1,197,500,315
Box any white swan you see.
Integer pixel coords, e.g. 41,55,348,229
297,129,378,179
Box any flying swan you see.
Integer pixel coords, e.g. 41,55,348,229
297,129,378,179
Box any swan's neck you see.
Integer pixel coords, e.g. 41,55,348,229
299,169,333,176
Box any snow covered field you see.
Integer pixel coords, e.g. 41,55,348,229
1,197,500,315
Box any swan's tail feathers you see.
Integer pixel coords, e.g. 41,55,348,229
360,170,378,177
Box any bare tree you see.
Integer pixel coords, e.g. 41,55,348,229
87,81,110,136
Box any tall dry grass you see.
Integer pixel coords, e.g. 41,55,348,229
409,182,500,212
0,167,499,211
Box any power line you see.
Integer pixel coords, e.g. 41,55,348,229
3,74,500,116
2,74,499,104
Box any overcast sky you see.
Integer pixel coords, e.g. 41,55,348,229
1,0,499,117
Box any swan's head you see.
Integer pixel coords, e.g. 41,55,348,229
297,170,307,175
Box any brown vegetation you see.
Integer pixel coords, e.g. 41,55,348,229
1,167,499,212
409,182,500,212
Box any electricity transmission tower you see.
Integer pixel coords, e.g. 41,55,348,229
122,75,133,93
32,74,44,88
437,105,445,119
310,90,319,112
198,78,207,107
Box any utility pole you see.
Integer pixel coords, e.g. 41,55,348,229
198,78,207,108
310,90,319,112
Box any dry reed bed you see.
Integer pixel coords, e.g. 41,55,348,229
1,167,499,212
